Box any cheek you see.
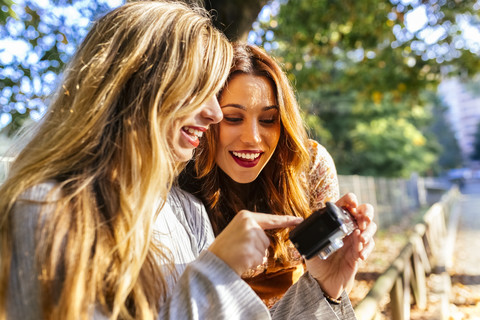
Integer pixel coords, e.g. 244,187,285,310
165,121,175,139
267,125,281,147
217,123,236,148
216,125,230,162
170,117,183,132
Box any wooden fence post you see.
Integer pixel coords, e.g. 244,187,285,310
353,187,461,320
410,233,428,310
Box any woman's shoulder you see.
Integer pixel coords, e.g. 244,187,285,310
12,180,61,226
307,139,329,156
306,139,339,208
307,139,335,169
17,180,61,202
168,186,208,222
169,186,204,208
167,186,213,249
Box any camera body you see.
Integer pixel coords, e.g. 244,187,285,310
289,202,358,260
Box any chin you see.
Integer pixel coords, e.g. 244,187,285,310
173,150,194,162
233,175,259,184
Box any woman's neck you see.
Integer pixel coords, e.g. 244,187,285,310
231,179,252,203
220,171,255,206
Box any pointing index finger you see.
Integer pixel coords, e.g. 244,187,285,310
252,213,304,230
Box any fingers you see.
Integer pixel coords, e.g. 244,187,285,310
239,210,304,230
336,194,376,261
359,219,377,244
354,203,374,230
349,229,363,260
350,202,376,250
360,237,375,260
253,228,270,254
335,192,358,210
210,210,303,275
345,228,375,262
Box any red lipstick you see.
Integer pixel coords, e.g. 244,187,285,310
230,151,262,168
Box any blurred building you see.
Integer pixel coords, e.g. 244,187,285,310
438,78,480,166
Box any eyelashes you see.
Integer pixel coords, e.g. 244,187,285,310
223,117,278,124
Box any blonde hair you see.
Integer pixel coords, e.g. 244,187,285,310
0,1,232,319
187,43,311,262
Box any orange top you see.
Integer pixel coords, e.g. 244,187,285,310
242,248,305,308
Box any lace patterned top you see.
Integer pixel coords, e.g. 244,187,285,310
243,139,340,308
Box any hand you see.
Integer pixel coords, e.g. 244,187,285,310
305,193,376,299
208,210,303,275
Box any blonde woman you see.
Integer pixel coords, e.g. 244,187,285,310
0,3,312,319
180,43,376,316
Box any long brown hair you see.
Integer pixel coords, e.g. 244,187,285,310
185,43,311,262
0,2,232,319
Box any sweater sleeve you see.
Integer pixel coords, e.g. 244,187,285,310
158,250,270,320
7,184,271,320
7,192,44,320
270,272,357,320
6,182,112,320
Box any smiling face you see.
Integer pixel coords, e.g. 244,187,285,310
216,73,281,184
171,95,223,162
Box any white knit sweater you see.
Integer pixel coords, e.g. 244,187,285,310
7,182,356,319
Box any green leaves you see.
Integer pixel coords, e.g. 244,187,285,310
0,0,119,135
0,0,16,23
258,0,478,177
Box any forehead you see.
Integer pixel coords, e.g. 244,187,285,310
220,73,276,108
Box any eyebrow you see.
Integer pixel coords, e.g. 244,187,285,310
221,103,279,111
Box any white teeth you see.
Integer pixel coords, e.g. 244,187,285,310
232,151,261,160
186,127,203,138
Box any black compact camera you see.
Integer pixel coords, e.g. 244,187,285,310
289,202,358,260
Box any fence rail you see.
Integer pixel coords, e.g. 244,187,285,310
338,175,451,230
353,186,460,320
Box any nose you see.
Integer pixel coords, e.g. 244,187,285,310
201,95,223,124
240,119,261,145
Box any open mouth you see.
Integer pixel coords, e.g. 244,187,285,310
183,127,204,138
230,151,262,168
182,126,205,147
232,151,261,160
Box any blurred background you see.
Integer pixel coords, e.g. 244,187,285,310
1,0,479,318
1,0,480,180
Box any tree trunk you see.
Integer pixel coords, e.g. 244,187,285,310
202,0,268,41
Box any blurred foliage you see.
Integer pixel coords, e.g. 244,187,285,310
427,92,463,172
0,0,474,177
254,0,480,177
0,0,16,22
0,0,119,135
